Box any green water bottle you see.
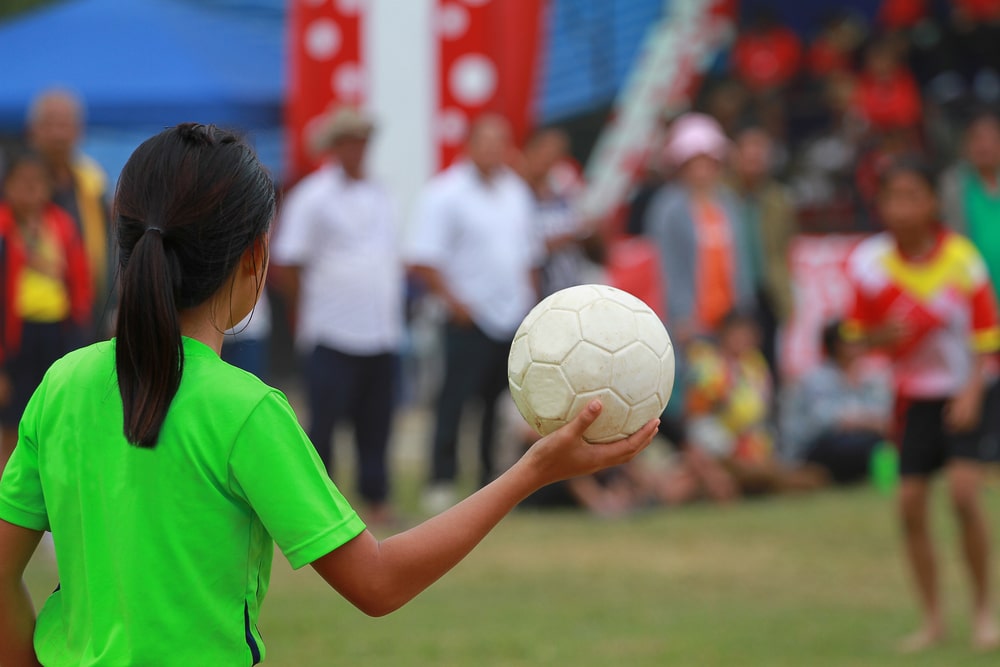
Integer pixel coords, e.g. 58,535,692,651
870,441,899,495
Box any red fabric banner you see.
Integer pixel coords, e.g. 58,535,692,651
435,0,546,170
286,0,365,184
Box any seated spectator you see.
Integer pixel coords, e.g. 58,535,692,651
516,416,682,517
684,310,827,496
853,38,923,134
519,463,656,518
807,10,866,79
654,416,740,505
781,321,893,484
878,0,929,33
731,9,802,95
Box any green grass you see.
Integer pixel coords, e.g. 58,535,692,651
23,479,1000,666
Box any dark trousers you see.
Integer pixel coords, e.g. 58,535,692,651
431,322,511,487
805,429,883,484
305,345,396,504
0,320,81,427
755,287,781,387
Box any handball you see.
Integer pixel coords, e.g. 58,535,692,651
508,284,675,443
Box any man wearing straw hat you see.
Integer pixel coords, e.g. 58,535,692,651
272,105,404,526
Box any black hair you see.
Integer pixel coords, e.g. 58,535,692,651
821,320,845,359
1,147,50,185
965,108,1000,132
113,123,275,447
877,154,938,193
717,307,760,334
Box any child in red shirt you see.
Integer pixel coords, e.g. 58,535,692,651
845,157,1000,652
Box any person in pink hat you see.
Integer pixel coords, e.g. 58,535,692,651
641,112,756,504
643,112,754,345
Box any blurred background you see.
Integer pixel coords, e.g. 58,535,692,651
7,1,1000,663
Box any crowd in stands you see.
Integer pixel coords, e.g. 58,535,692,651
1,2,999,526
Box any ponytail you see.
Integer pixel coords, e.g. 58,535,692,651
112,123,276,449
116,226,183,447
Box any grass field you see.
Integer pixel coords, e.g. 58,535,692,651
22,476,1000,666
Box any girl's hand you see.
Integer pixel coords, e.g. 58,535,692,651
519,400,659,489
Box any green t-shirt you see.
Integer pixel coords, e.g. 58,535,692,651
0,337,366,666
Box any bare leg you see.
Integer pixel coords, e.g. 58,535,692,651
898,476,946,652
686,448,739,503
654,464,702,505
946,460,1000,650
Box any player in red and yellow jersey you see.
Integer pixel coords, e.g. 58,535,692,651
845,158,1000,652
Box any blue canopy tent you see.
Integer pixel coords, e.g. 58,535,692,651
0,0,286,182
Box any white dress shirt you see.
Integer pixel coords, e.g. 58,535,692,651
272,165,404,355
406,162,542,340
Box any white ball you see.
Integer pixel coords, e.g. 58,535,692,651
508,284,675,444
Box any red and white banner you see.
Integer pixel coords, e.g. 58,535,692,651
435,0,545,168
782,234,865,380
287,0,366,183
287,0,545,184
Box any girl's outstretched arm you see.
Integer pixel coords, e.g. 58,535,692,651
311,400,659,616
0,519,42,667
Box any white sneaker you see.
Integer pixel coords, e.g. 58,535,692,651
422,483,457,515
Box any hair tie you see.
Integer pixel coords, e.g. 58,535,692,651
146,226,163,235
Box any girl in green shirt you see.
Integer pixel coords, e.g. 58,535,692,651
0,124,658,666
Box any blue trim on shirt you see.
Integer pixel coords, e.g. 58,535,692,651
244,601,261,665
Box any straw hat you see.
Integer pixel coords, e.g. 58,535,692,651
308,105,375,156
663,112,730,167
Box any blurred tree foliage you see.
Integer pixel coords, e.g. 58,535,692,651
0,0,60,21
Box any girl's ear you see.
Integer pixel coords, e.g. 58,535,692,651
242,236,269,274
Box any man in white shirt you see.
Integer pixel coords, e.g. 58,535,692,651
408,114,542,510
271,106,403,525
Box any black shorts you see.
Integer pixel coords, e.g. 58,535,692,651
898,396,990,477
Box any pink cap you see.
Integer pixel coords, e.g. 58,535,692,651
663,113,730,167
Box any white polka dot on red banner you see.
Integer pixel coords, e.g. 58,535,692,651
438,108,469,145
305,19,341,61
332,62,366,100
449,54,497,106
458,0,491,6
437,3,469,40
